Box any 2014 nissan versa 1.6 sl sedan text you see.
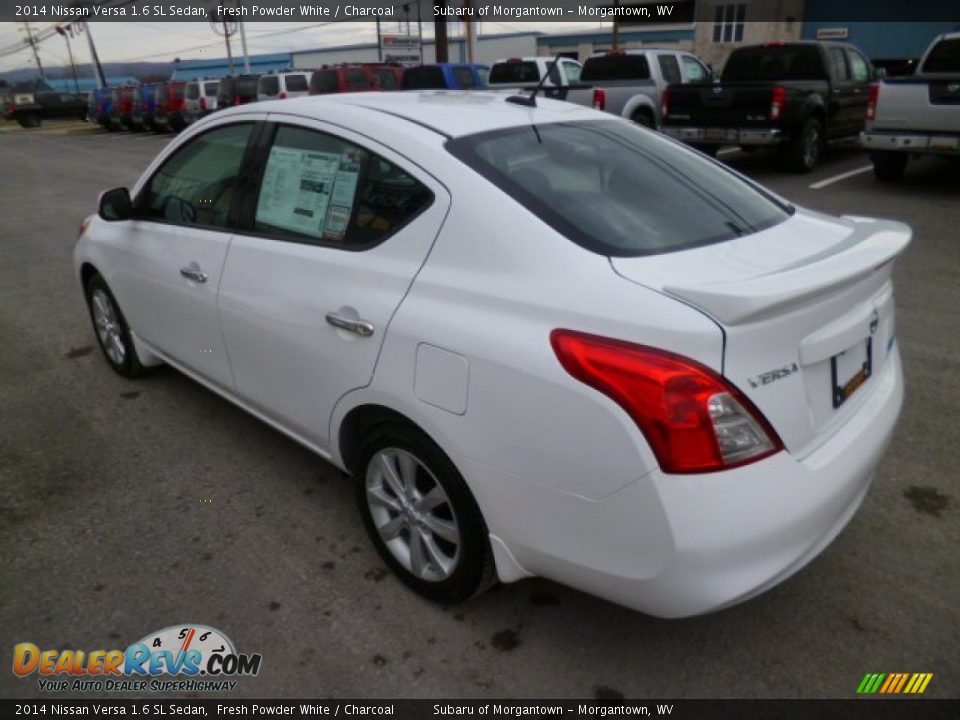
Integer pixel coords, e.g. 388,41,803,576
74,91,909,618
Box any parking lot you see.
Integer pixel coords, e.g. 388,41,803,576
1,119,957,700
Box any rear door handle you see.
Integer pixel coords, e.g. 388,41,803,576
180,263,208,284
326,312,374,337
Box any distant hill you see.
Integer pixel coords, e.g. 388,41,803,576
0,61,174,86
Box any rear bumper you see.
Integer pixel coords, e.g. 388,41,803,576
662,126,784,146
485,348,903,618
861,130,960,154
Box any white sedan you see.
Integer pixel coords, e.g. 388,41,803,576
74,91,909,618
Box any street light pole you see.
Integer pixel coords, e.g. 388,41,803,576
55,25,80,92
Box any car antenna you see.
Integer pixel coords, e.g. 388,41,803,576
506,54,563,108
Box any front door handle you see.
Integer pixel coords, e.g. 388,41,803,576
326,312,374,337
180,263,208,284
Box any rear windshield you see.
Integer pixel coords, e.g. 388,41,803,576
723,45,826,81
285,74,309,92
259,75,280,95
581,55,651,82
446,120,791,257
403,66,446,89
489,61,540,84
922,38,960,73
235,77,259,96
311,70,339,93
204,81,219,96
345,69,368,89
185,83,200,100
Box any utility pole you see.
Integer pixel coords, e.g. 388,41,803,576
223,21,235,74
612,1,621,51
463,1,474,63
55,25,80,91
434,16,448,63
236,1,250,73
376,17,383,61
22,23,45,78
82,22,107,89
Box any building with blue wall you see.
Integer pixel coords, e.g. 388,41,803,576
171,52,293,80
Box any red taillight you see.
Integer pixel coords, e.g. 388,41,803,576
770,86,787,121
234,94,241,105
507,57,522,63
866,83,880,121
661,86,672,120
592,88,607,111
200,97,207,111
550,330,782,474
279,91,288,99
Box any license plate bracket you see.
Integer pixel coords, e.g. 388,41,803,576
831,338,873,409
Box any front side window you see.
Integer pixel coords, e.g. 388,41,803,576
454,66,477,89
681,56,708,82
253,125,433,248
446,120,791,257
345,69,368,89
139,123,253,229
562,61,582,85
658,55,682,84
846,50,871,81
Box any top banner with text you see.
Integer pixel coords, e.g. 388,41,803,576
5,1,960,24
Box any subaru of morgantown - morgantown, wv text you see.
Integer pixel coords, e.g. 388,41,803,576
74,91,909,618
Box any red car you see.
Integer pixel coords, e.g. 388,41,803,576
153,81,187,132
309,64,404,94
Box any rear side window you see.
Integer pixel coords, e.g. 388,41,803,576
831,48,850,81
204,82,219,97
922,37,960,73
454,66,477,89
140,123,253,229
345,69,368,89
581,55,651,82
311,70,340,93
285,74,309,92
657,55,682,84
259,75,280,96
489,61,540,84
723,45,826,81
185,83,200,100
404,66,446,89
446,120,790,257
253,125,433,248
562,62,582,85
375,69,398,90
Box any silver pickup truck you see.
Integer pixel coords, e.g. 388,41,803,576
861,32,960,181
565,49,713,128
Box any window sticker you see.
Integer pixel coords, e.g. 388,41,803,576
257,146,353,240
321,151,363,242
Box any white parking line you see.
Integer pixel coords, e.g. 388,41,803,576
717,148,739,156
809,165,873,190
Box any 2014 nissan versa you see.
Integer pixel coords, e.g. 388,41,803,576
74,92,909,618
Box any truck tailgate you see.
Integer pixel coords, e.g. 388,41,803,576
667,82,778,127
873,78,960,133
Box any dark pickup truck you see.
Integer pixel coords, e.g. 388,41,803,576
3,91,88,128
661,41,878,171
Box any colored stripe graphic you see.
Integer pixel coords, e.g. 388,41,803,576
857,673,933,694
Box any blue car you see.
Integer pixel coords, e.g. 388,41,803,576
401,63,489,90
93,87,113,128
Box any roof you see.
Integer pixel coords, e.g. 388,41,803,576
231,90,600,139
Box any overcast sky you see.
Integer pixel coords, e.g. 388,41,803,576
0,20,607,73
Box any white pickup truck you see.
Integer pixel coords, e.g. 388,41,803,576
861,32,960,181
487,56,584,91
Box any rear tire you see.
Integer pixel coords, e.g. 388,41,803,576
870,151,908,182
84,273,147,378
785,116,823,172
355,423,495,605
17,112,40,128
630,109,655,128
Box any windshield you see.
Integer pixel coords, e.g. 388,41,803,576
446,120,791,257
723,45,826,82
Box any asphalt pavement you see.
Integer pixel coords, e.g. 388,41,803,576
1,120,957,700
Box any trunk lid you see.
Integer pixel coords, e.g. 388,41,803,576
611,209,911,456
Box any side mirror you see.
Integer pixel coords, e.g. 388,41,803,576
98,187,132,221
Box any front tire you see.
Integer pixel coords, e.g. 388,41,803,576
355,423,494,605
84,273,146,378
785,117,823,172
871,151,908,182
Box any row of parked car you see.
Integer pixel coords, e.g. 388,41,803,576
87,61,496,133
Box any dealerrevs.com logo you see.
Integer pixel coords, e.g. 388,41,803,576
13,624,262,693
